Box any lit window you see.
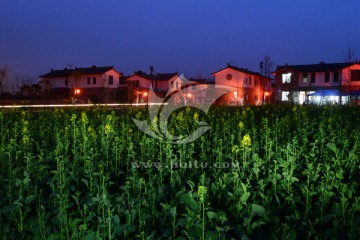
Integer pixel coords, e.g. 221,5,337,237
302,73,308,83
282,73,291,84
282,91,289,101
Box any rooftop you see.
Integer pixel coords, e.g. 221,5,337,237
274,62,360,73
39,65,118,78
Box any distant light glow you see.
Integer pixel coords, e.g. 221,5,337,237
75,89,81,94
143,92,148,97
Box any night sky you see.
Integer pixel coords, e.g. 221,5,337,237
1,0,360,81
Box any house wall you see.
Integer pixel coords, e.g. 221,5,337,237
41,69,121,90
40,69,122,102
126,75,182,93
214,69,265,105
298,72,341,88
342,64,360,91
168,76,183,92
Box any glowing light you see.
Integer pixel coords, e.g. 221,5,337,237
265,91,269,96
187,93,192,98
75,89,81,94
143,92,148,97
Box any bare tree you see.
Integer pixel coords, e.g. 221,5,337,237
343,46,356,63
260,55,274,78
0,66,9,95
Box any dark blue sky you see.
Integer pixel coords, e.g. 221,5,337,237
1,0,360,80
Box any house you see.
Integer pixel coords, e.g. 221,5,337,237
211,64,272,105
125,71,182,103
39,65,123,102
272,61,360,104
184,78,215,105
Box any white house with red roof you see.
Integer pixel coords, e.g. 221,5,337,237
212,64,272,105
39,65,122,102
125,71,182,103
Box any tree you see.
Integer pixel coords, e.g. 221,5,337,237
260,55,274,78
0,66,9,95
343,46,356,63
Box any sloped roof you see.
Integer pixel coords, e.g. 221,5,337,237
39,65,118,78
211,64,264,77
130,71,178,81
274,62,359,74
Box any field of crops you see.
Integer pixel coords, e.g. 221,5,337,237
0,105,359,239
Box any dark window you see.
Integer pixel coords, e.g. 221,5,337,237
108,75,113,85
351,70,360,81
325,72,330,83
119,77,125,85
255,79,258,86
65,79,68,86
93,77,96,84
249,76,252,85
302,72,308,83
311,73,316,83
87,77,91,85
333,71,339,82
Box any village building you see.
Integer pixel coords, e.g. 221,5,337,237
39,65,122,103
212,64,272,105
272,61,360,104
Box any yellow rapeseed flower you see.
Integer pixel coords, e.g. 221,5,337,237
198,186,207,202
232,145,240,153
238,121,244,129
241,134,252,148
194,112,199,121
104,124,111,134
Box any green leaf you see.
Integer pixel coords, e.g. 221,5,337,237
25,195,37,205
326,142,337,153
286,229,297,240
207,211,217,220
81,178,89,188
180,192,198,211
205,230,218,239
240,192,251,204
291,177,299,183
251,204,266,217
